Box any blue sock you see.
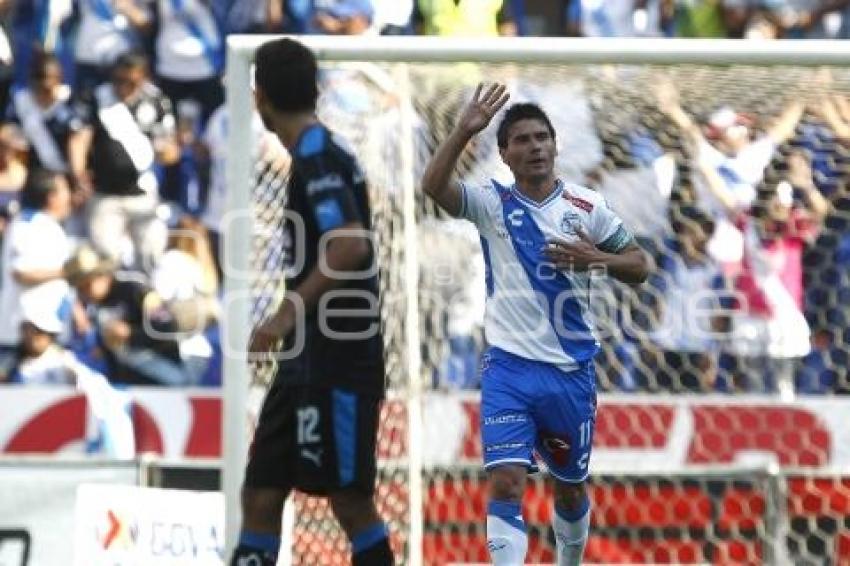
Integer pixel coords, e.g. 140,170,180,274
230,531,280,566
351,522,393,566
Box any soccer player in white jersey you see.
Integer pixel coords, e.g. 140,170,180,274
421,83,650,565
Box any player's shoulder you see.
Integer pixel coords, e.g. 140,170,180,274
296,123,352,158
298,124,362,166
294,123,329,159
463,178,507,197
560,182,607,212
461,178,505,208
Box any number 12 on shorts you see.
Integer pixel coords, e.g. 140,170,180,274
297,407,321,444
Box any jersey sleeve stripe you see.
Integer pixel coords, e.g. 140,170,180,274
598,225,634,254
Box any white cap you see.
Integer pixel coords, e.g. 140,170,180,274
708,106,739,131
20,295,64,335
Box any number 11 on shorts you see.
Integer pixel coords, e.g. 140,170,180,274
579,419,593,448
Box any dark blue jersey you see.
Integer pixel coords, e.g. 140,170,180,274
277,123,384,394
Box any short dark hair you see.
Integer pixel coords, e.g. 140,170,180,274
254,38,319,113
29,51,61,81
496,103,556,149
19,169,63,210
113,50,149,73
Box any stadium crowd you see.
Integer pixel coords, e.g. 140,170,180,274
0,0,848,400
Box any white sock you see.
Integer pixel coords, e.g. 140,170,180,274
486,500,527,565
553,499,590,566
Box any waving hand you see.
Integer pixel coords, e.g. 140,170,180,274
457,83,511,136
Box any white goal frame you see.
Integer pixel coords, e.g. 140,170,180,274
222,35,850,563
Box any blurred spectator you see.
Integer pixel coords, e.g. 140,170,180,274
64,244,194,386
645,205,729,392
199,101,286,279
814,90,850,147
153,215,217,307
69,52,178,271
75,0,154,94
414,0,517,36
10,0,75,88
370,0,414,34
792,96,846,199
0,296,136,458
563,0,664,37
6,52,79,174
2,296,71,384
153,0,224,125
701,151,829,396
656,79,804,266
215,0,277,33
668,0,741,37
590,148,677,242
0,1,14,113
0,170,72,369
304,0,374,34
743,7,782,38
417,219,485,389
152,215,217,378
796,327,841,393
0,123,28,196
775,0,850,39
160,99,204,215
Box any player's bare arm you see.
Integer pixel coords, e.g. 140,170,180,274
421,82,510,216
248,221,371,354
544,229,650,285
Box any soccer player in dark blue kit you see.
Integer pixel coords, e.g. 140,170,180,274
229,38,393,566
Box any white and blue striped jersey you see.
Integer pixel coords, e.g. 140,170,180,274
460,179,633,370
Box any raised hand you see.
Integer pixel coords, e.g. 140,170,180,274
457,82,510,137
787,151,814,188
654,77,680,113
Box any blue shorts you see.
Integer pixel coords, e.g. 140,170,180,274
480,347,597,482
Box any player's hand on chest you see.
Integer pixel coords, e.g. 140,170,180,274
543,228,602,272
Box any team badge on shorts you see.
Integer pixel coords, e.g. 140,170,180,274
539,432,572,467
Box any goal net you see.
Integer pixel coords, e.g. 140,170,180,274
222,37,850,565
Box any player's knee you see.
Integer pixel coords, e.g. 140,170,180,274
554,480,587,513
241,487,288,531
330,490,380,537
487,465,526,503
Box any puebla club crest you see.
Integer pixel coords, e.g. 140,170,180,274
560,211,581,235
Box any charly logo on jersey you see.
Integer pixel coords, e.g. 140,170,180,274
507,209,525,227
560,210,582,235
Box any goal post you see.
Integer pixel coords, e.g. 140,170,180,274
223,35,850,564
